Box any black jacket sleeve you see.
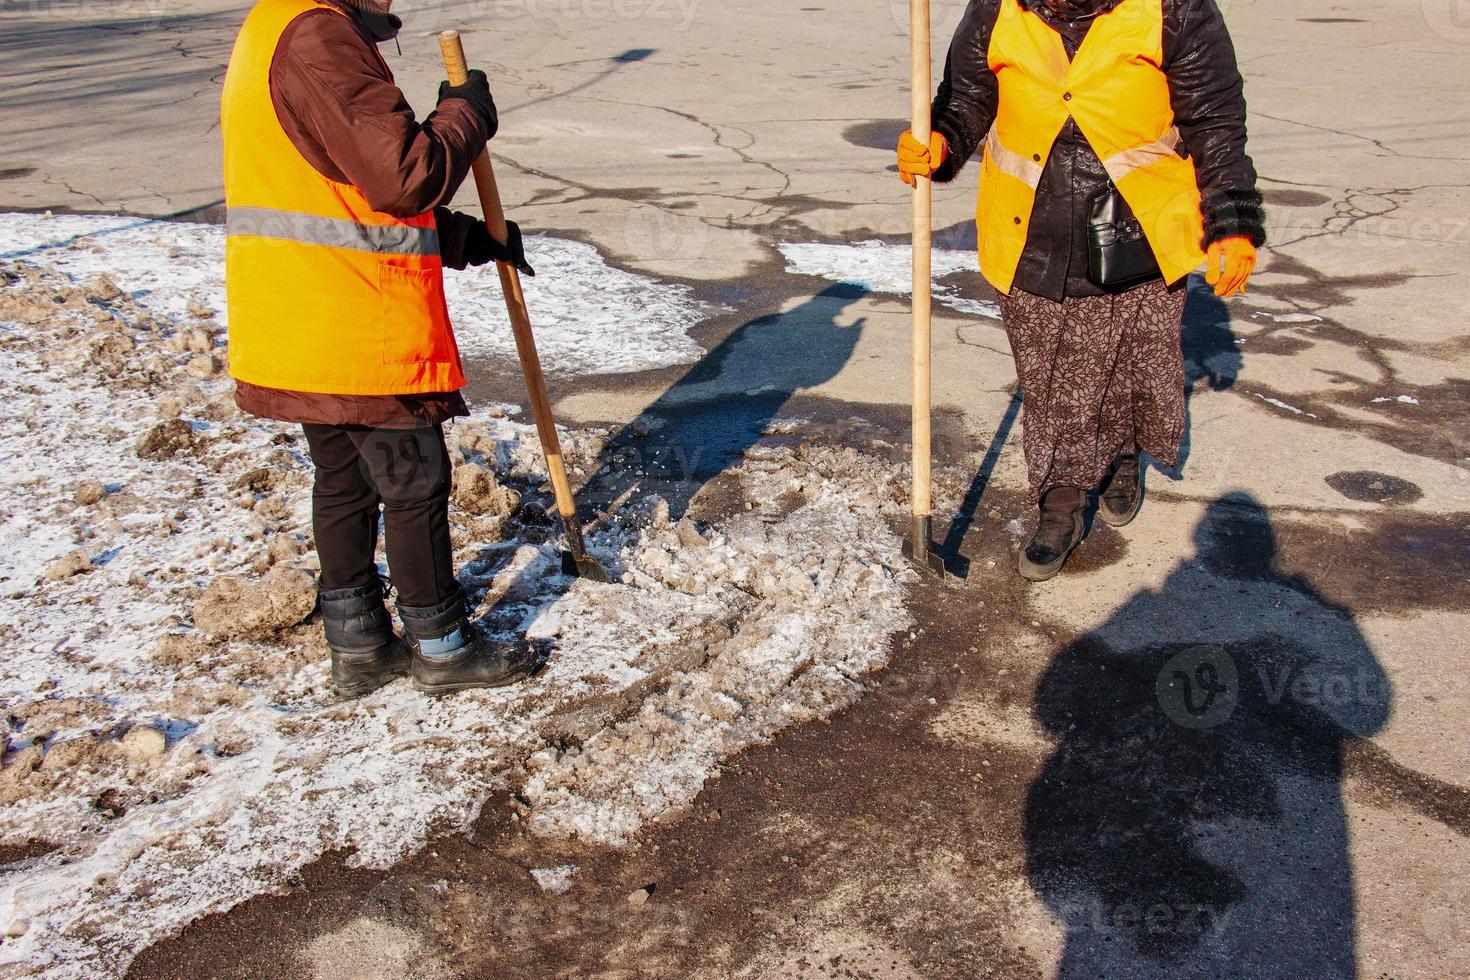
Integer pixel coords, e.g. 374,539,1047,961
929,0,1002,183
1164,0,1265,247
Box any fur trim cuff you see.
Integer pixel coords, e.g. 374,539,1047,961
929,101,984,184
1201,188,1267,249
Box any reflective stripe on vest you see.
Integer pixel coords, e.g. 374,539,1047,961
983,128,1044,189
976,0,1206,294
1100,126,1183,184
221,0,465,397
226,207,442,257
985,125,1182,189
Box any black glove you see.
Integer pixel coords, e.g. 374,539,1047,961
437,69,499,140
464,219,535,277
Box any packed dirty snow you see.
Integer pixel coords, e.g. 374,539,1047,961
530,865,579,895
0,248,911,977
778,240,1001,319
0,212,710,375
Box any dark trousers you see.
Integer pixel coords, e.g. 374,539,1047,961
301,423,456,608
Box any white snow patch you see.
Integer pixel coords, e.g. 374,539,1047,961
0,211,710,376
778,241,1001,319
0,255,910,976
1249,392,1319,418
1371,395,1420,405
1251,310,1323,324
529,865,579,895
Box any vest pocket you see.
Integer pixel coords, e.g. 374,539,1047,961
379,262,453,365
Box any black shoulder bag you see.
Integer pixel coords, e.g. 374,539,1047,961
1086,183,1161,291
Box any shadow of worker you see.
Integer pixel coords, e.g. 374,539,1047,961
587,283,869,519
1024,492,1391,979
1166,275,1242,478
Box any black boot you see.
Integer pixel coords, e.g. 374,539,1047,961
1018,487,1085,582
1098,452,1143,527
397,585,535,695
320,581,411,698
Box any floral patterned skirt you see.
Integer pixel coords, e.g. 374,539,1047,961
999,278,1188,503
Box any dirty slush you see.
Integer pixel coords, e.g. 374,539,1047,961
0,220,915,977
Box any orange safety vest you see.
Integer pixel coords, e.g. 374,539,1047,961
977,0,1206,295
220,0,465,395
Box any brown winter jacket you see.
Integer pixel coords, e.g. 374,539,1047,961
930,0,1265,301
232,0,489,429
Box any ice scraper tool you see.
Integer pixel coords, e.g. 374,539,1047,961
902,0,947,578
439,30,611,584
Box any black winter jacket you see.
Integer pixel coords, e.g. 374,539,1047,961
931,0,1265,300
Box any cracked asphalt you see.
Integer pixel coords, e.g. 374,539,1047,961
3,0,1468,976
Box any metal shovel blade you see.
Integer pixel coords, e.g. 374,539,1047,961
903,515,948,577
560,522,611,582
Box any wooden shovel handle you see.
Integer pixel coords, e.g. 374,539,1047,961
438,30,577,522
438,32,510,245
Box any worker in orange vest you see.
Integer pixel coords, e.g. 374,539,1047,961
221,0,536,697
898,0,1264,581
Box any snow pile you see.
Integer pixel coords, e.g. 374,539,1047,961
0,212,710,375
523,449,909,845
0,255,910,977
778,240,1001,319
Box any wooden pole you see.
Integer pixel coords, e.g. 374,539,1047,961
438,31,608,581
910,0,933,526
903,0,945,576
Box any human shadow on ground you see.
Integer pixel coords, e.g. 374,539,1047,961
1024,492,1390,978
583,283,869,519
938,391,1022,576
1170,275,1242,477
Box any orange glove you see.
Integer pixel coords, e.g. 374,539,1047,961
1205,236,1257,298
897,130,949,187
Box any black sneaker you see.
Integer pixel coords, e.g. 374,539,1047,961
1018,488,1086,582
1098,453,1143,528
